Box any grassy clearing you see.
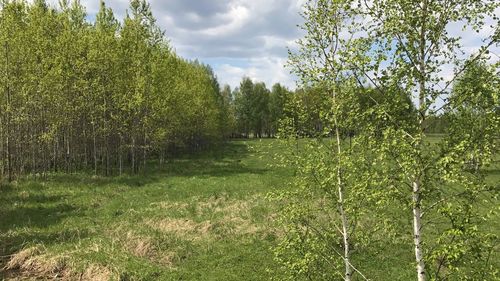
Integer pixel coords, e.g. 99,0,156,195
0,139,498,280
0,140,290,280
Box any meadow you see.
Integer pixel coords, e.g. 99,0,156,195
0,139,498,280
0,140,290,280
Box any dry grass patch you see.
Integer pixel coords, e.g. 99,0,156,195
124,232,155,258
145,194,279,242
147,196,266,238
195,194,255,217
4,246,69,279
209,195,266,236
147,218,213,239
107,230,177,267
80,264,114,281
149,201,190,211
3,246,118,281
225,216,261,235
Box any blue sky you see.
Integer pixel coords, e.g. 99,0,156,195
46,0,498,93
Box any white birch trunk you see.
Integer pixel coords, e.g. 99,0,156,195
414,1,428,279
412,179,426,281
333,101,352,281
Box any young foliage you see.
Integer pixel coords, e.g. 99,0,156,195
275,0,500,280
0,0,230,179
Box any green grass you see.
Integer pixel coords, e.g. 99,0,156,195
0,139,498,280
0,140,290,280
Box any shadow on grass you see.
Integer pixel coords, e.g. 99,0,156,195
0,228,91,278
0,141,266,264
0,228,90,254
0,191,88,272
0,202,79,232
39,141,267,188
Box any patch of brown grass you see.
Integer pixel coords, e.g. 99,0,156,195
3,247,118,281
80,264,114,281
113,231,176,267
144,194,285,244
124,232,155,258
4,246,68,279
146,194,271,239
147,218,213,239
4,247,40,271
18,191,30,200
149,201,189,211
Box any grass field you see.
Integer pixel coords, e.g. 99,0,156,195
0,140,290,280
0,139,498,280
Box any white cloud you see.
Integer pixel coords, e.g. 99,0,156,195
39,0,304,90
37,1,498,94
214,57,296,90
200,5,250,36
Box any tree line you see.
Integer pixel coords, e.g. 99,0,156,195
0,0,385,181
229,76,416,140
224,77,290,138
0,0,464,183
0,0,231,180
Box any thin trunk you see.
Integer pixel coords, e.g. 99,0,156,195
5,42,12,182
5,97,11,181
42,140,47,176
413,1,428,280
413,179,425,280
31,124,36,174
106,135,110,176
119,134,123,175
131,136,136,174
334,117,352,281
0,118,3,179
332,88,352,281
83,128,88,168
66,129,70,173
92,121,97,175
143,131,147,171
53,138,57,172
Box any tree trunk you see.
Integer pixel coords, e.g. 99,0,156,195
332,87,352,281
83,128,88,168
335,122,352,281
412,179,425,280
66,129,70,173
4,42,12,182
119,134,123,176
131,136,136,174
0,119,4,179
53,138,57,172
106,135,110,176
143,131,147,171
92,121,97,175
413,1,428,280
31,124,36,174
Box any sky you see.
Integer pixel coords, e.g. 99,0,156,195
44,0,498,92
57,0,308,90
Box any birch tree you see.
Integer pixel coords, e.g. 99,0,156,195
277,0,499,279
357,1,500,279
273,0,375,280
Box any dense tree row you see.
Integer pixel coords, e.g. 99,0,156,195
0,0,228,180
228,77,397,139
227,76,417,139
226,77,291,138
